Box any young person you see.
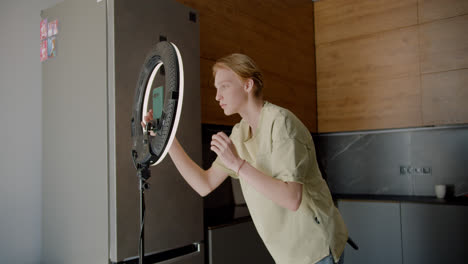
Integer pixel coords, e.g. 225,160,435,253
144,53,348,264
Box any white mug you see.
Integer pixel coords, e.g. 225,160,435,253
435,185,446,199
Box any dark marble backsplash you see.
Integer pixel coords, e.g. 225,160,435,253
201,124,468,207
314,125,468,197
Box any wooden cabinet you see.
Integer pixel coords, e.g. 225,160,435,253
420,15,468,126
316,26,422,132
418,0,468,23
418,2,468,127
177,0,317,132
314,0,418,46
315,0,468,132
174,0,468,132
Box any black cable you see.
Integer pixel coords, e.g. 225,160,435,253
132,151,138,170
139,179,146,263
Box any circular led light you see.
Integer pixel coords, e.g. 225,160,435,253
131,41,184,166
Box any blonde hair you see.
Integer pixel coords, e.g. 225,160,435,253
213,53,264,97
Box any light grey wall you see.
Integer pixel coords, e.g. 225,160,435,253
0,0,62,263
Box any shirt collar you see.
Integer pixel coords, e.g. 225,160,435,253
241,101,268,143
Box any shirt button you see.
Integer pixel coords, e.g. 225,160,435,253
314,217,320,224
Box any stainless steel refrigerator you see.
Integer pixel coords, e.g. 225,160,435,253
41,0,203,263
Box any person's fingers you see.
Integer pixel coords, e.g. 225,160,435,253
213,133,229,144
144,114,151,123
217,132,230,142
143,109,154,123
210,144,220,156
210,137,224,151
212,134,228,149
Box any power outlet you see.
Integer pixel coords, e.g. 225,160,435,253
400,165,409,175
423,166,432,174
400,165,432,175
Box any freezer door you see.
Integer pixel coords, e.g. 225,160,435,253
116,243,204,264
107,0,203,262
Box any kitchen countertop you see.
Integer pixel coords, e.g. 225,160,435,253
205,204,251,230
334,193,468,206
205,194,468,229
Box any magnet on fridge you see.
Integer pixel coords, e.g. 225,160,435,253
40,19,48,40
47,36,57,58
48,20,58,36
40,40,48,62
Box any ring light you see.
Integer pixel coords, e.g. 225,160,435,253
131,41,184,167
130,41,185,264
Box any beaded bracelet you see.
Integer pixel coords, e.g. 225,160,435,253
237,159,246,176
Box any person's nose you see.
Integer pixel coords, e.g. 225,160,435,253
215,89,222,102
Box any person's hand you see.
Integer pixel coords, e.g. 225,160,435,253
141,109,156,136
210,132,243,172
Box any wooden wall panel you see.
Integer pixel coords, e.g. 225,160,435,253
177,0,317,131
419,15,468,74
315,0,468,132
419,0,468,23
316,27,422,132
314,0,417,44
422,69,468,125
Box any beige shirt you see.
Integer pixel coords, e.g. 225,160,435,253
213,102,348,264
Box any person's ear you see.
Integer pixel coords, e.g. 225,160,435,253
244,79,254,93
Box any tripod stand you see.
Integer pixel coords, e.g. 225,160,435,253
136,164,151,264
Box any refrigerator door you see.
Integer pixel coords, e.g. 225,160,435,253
107,0,203,262
41,0,109,263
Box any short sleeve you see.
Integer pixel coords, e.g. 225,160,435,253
270,137,312,184
213,157,238,179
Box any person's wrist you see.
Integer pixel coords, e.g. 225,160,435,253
236,159,246,176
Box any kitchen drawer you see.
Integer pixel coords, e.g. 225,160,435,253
338,200,403,264
401,203,468,264
208,220,274,264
